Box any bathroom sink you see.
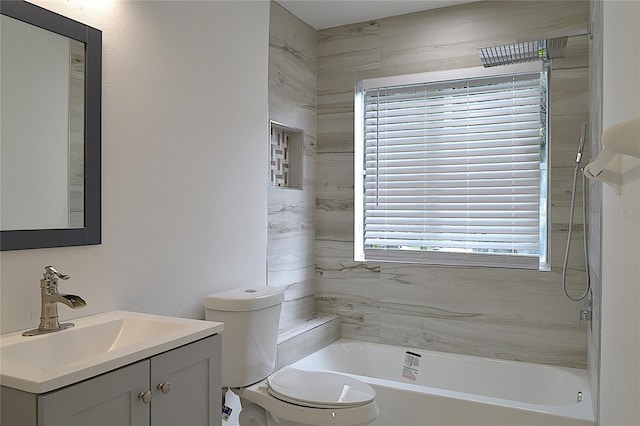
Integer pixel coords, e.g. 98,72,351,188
0,310,224,393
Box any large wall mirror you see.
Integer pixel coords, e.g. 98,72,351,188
1,1,101,250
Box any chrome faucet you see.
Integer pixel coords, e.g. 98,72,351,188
22,266,87,336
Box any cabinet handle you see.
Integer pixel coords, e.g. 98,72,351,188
157,382,171,395
138,390,152,403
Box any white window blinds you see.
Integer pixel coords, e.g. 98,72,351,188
354,65,549,270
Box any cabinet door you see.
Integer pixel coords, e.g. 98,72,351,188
38,360,150,426
150,335,221,426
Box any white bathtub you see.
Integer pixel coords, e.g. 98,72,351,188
290,339,595,426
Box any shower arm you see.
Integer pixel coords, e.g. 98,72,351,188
516,26,593,43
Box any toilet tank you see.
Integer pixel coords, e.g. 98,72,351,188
204,286,283,388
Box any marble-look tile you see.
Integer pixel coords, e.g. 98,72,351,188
268,264,314,288
315,240,379,280
315,152,355,242
268,230,314,273
380,314,586,368
269,2,316,133
380,1,588,50
550,114,591,166
267,189,316,319
551,172,587,210
316,152,354,200
280,278,315,301
317,51,380,96
379,264,586,325
314,0,591,369
551,166,586,210
280,295,315,330
317,111,354,154
268,190,314,241
268,1,318,339
551,224,590,271
315,276,380,342
370,235,588,367
379,1,588,76
318,21,380,58
272,278,315,333
277,312,337,342
315,208,353,243
300,134,318,192
550,68,589,116
269,87,316,136
553,206,584,230
378,5,506,75
317,21,380,97
277,313,341,368
318,91,354,116
268,196,313,230
266,219,311,261
552,37,589,70
587,182,602,281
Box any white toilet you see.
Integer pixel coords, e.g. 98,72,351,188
204,286,379,426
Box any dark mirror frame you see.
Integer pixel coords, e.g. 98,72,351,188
1,1,101,251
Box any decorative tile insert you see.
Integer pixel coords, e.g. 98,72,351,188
270,127,290,187
270,122,303,189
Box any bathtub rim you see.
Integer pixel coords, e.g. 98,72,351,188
289,338,595,424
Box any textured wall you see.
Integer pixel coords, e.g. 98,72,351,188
598,1,640,423
267,2,318,330
315,0,591,368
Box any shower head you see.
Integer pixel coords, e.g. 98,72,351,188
477,37,568,67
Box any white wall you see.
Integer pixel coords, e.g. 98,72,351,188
0,0,270,333
599,1,640,424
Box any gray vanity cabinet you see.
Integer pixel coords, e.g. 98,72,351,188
39,360,150,425
150,335,220,426
1,335,221,426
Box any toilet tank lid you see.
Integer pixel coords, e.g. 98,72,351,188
204,286,284,311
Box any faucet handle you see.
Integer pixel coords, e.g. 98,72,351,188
44,266,70,281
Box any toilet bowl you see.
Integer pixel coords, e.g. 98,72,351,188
237,367,378,426
204,286,379,426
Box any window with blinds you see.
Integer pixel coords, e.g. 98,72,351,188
354,64,550,270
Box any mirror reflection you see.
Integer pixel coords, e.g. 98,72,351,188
0,0,101,251
1,14,85,231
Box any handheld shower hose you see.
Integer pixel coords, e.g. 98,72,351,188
562,122,591,301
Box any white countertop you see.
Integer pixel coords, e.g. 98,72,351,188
0,310,224,393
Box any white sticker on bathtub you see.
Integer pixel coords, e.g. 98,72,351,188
403,351,421,381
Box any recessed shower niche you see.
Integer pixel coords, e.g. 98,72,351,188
269,122,303,189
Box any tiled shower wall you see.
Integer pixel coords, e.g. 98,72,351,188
315,1,591,368
267,2,317,329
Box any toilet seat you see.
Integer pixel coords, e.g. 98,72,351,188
267,367,376,409
235,374,380,426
